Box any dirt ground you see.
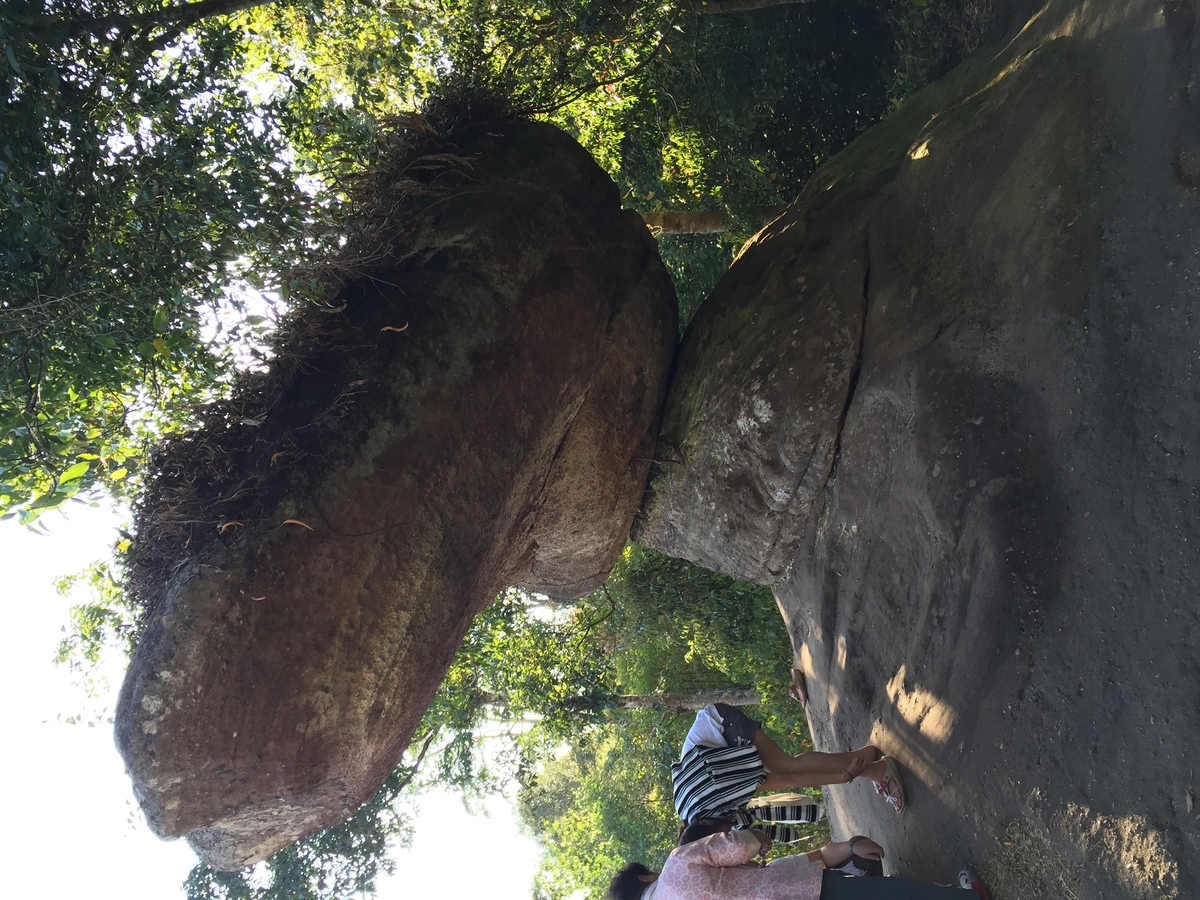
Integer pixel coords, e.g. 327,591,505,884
780,546,1196,900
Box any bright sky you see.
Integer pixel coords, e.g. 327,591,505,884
1,503,542,898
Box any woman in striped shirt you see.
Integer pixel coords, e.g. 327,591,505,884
671,704,906,838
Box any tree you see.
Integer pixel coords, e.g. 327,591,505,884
48,0,278,46
0,0,336,524
551,0,896,325
394,544,810,900
523,715,685,900
408,542,800,791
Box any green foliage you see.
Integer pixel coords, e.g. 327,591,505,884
539,1,896,332
54,551,139,667
184,759,418,900
49,530,142,725
417,588,614,792
885,0,996,110
412,543,805,803
0,1,335,523
554,1,894,214
604,543,793,703
526,716,683,900
237,1,434,116
515,543,814,900
656,233,736,328
435,0,678,114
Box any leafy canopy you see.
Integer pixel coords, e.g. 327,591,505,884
1,0,338,523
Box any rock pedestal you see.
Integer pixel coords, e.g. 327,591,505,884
638,0,1200,894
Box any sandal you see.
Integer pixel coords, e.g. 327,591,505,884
873,756,906,813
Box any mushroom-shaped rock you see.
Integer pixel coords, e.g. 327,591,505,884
115,118,677,869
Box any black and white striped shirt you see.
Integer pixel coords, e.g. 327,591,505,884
671,742,765,824
671,745,824,842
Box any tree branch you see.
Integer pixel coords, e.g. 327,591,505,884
395,730,438,790
66,0,278,44
573,585,616,638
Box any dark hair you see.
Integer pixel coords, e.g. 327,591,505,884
606,862,654,900
679,817,735,846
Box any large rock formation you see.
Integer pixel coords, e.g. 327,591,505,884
638,0,1200,894
115,119,677,869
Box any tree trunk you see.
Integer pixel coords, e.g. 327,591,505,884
144,0,275,28
67,0,276,42
689,0,813,14
476,687,761,712
611,687,762,711
638,206,787,234
640,209,731,234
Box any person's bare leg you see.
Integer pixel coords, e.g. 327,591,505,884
753,730,886,789
759,770,846,790
752,730,849,773
753,730,877,774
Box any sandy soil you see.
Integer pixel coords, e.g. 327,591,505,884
781,556,1195,900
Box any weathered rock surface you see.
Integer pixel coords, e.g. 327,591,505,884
115,120,677,869
638,0,1200,894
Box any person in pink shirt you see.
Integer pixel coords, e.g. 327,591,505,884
607,823,983,900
